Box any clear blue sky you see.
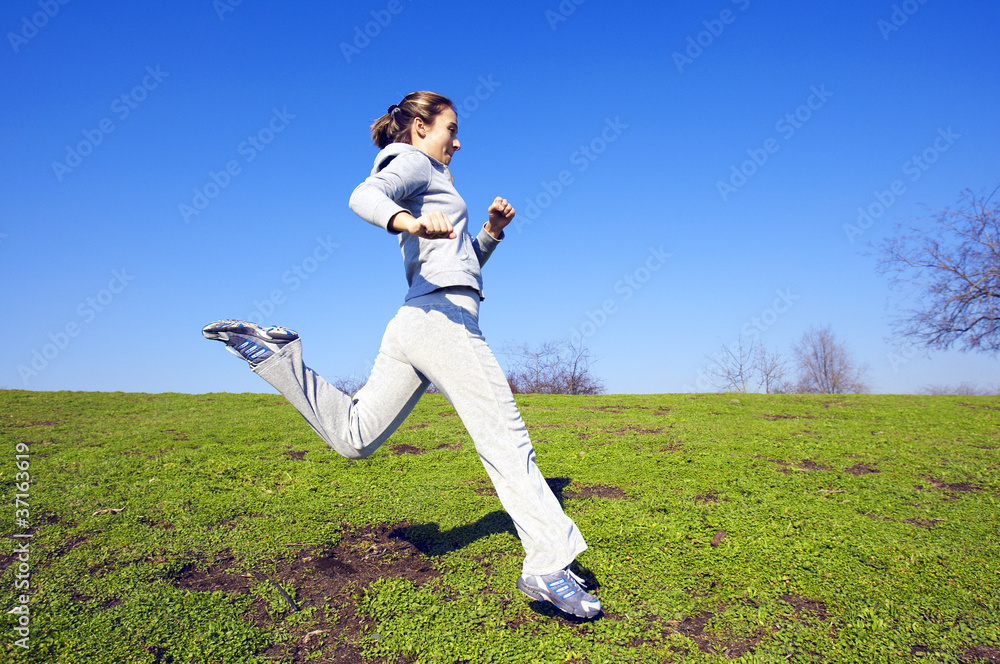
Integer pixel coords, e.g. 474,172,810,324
3,0,998,395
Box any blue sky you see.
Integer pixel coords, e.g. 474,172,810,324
3,0,998,395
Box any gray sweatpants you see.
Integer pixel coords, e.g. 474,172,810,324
253,287,587,575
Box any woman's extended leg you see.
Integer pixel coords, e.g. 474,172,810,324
208,316,429,459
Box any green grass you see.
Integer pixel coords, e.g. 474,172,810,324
1,390,999,663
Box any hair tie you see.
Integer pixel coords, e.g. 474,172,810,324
388,104,401,117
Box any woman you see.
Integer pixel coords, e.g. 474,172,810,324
202,91,601,619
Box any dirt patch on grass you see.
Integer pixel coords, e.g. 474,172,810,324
583,405,626,414
845,463,880,475
962,645,1000,662
663,611,762,660
563,483,627,500
903,518,945,529
759,457,791,474
283,449,308,460
175,553,251,594
390,444,426,455
694,493,719,503
761,414,816,421
779,594,828,620
175,522,439,663
798,460,833,471
916,476,984,497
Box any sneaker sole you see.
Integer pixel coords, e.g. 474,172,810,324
202,321,298,342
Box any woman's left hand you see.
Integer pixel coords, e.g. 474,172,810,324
486,197,515,238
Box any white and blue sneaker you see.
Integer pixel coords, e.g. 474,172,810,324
516,567,602,619
202,319,298,367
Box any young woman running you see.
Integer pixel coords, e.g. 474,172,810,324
202,91,601,619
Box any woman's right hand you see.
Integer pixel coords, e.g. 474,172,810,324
389,211,456,239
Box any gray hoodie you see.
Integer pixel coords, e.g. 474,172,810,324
349,143,503,301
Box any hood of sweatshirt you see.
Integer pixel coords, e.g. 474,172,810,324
372,142,446,175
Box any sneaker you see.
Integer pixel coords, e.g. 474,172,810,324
516,567,602,619
202,319,298,367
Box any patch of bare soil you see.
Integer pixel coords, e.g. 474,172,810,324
779,594,828,621
563,483,627,500
661,611,763,660
963,645,1000,662
798,460,833,471
583,405,626,414
761,414,816,421
390,444,426,455
283,449,307,460
759,457,791,474
845,463,880,475
915,476,984,499
174,522,439,663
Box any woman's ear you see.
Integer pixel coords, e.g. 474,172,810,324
412,117,427,139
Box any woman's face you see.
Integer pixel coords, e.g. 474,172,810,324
414,107,460,165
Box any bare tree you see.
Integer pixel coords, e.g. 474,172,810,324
918,382,994,396
875,188,1000,354
702,336,787,393
792,326,869,394
333,372,438,396
331,373,367,397
503,340,605,395
757,343,788,394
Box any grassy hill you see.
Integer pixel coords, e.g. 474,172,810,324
1,389,999,663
